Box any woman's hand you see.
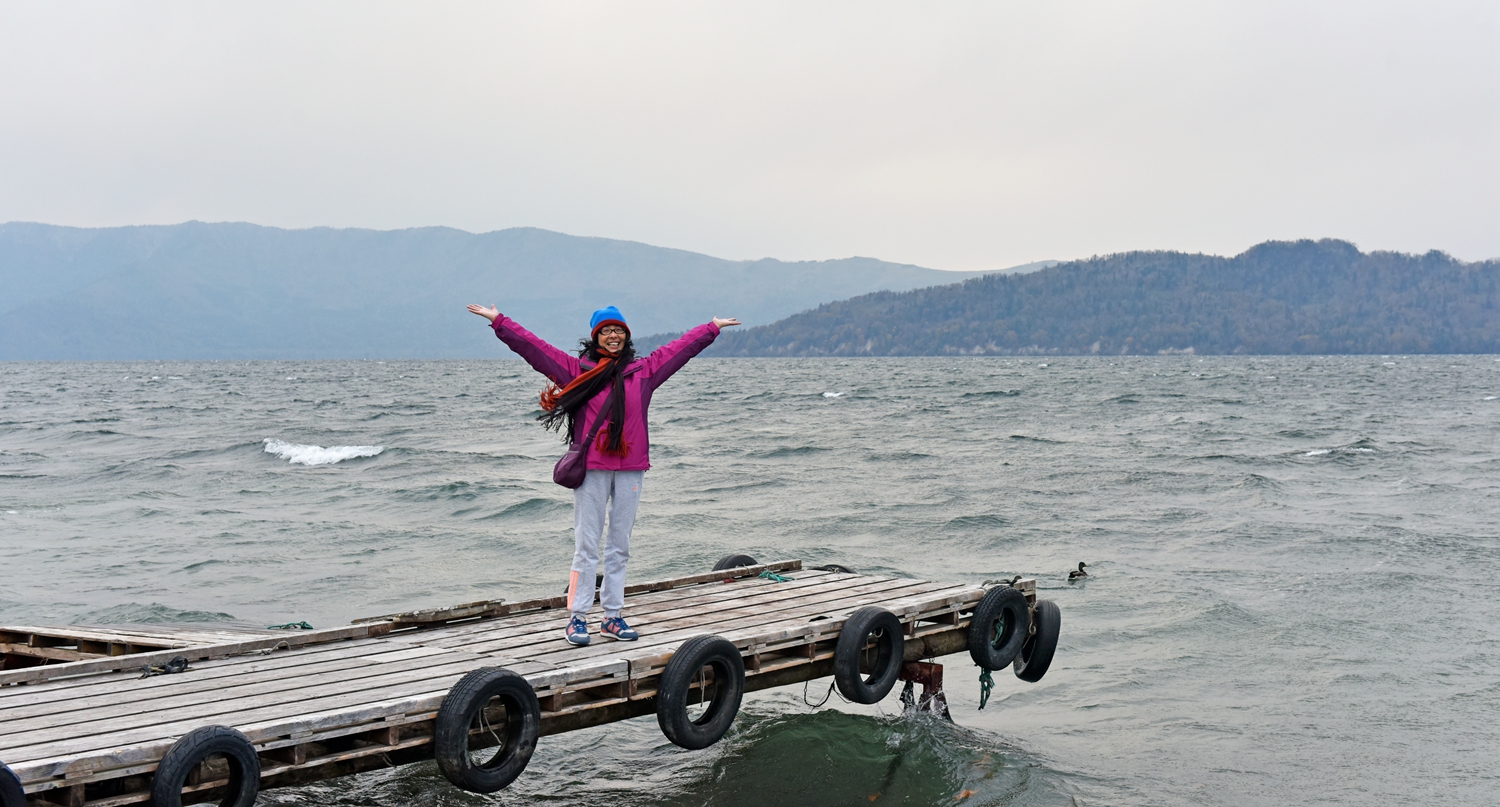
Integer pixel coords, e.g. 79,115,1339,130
468,304,500,323
712,317,741,328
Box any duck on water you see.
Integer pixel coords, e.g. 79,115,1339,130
1068,562,1089,581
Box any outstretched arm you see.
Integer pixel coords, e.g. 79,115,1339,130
467,303,580,382
643,316,739,388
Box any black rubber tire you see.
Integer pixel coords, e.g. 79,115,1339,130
656,635,746,750
1,761,24,807
968,585,1031,671
833,607,905,704
815,563,856,574
711,554,758,571
434,667,541,793
149,725,260,807
1014,599,1061,682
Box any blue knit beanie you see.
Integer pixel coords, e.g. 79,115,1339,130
589,306,629,338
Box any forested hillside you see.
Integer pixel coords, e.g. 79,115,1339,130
703,240,1500,356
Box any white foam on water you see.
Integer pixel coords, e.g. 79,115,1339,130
1038,363,1049,367
1485,396,1497,401
262,438,384,466
1305,449,1331,456
823,392,845,398
5,510,17,515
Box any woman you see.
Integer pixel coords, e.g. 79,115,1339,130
467,303,740,646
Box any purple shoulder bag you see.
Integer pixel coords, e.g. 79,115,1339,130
552,387,616,489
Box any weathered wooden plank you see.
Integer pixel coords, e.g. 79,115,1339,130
1,645,502,755
0,626,193,646
10,653,624,783
521,578,949,666
416,569,868,651
618,560,804,595
0,638,393,708
0,644,106,663
0,651,543,752
456,581,961,695
361,559,804,631
0,623,393,687
0,624,281,652
350,598,509,629
406,564,833,645
435,576,922,668
5,654,491,767
0,642,422,719
0,644,442,727
4,652,624,767
15,682,453,785
462,576,945,663
0,646,483,739
421,578,878,661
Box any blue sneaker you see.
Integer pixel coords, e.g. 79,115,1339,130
564,615,590,646
601,616,639,641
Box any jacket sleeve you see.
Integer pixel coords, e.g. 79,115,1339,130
641,322,721,390
491,314,581,383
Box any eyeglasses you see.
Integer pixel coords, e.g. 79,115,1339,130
597,327,627,337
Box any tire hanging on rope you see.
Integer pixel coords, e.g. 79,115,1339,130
833,606,905,704
967,585,1030,670
656,635,746,749
149,725,261,807
1,761,25,807
1013,599,1061,682
814,563,856,574
711,554,758,571
434,667,542,793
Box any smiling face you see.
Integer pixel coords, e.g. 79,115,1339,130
596,325,628,353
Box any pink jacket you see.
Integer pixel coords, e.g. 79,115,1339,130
491,315,722,471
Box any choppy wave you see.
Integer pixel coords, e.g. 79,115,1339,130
75,602,238,624
262,438,384,466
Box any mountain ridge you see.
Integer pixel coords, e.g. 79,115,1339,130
0,221,991,360
692,239,1500,356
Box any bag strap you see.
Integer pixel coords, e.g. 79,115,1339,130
576,385,618,447
570,359,637,447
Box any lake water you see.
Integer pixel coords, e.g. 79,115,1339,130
2,356,1497,806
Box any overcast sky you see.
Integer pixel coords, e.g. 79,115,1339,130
2,1,1496,270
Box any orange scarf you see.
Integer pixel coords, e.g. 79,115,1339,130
538,349,619,413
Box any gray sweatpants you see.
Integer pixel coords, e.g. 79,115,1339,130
568,469,645,619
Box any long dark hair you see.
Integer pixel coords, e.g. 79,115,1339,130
537,334,636,453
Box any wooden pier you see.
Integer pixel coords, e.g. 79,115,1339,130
0,560,1053,806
